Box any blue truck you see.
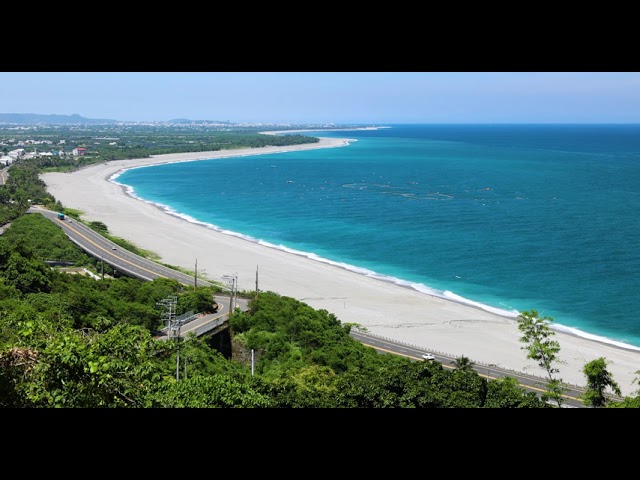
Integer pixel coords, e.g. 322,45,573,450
57,213,65,220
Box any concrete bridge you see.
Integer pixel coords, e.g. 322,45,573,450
155,294,250,340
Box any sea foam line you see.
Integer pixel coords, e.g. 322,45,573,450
110,167,640,354
112,175,524,319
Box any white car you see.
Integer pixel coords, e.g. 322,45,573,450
421,353,435,361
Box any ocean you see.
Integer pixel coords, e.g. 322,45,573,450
114,124,640,350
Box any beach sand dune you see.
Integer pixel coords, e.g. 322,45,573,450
40,138,640,398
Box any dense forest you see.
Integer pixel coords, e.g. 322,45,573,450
1,127,638,408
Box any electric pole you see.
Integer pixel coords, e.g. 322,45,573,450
157,296,180,380
157,296,177,331
194,258,197,289
223,273,238,317
232,276,236,314
255,265,259,299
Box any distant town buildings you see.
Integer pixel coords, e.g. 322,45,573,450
0,148,24,165
0,120,347,167
0,132,92,162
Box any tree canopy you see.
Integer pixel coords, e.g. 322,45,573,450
1,129,636,408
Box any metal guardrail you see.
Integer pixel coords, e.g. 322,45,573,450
351,326,592,394
159,313,199,335
192,318,228,337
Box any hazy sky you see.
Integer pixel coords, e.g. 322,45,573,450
2,72,639,124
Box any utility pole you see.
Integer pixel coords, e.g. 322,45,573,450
157,296,177,331
101,255,104,280
232,276,236,314
223,273,238,317
255,265,259,300
176,334,181,380
157,296,179,380
194,258,197,289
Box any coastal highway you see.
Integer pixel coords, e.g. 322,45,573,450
28,206,600,407
349,329,600,408
28,205,214,287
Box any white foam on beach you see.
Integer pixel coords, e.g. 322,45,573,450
113,171,529,320
550,323,640,352
113,168,640,353
441,290,520,317
442,289,640,351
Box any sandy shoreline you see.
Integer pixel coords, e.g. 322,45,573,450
40,137,640,398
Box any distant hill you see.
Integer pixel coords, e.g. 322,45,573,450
0,113,118,124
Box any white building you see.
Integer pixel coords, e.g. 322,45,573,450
8,148,24,159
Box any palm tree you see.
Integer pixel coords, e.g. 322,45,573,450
452,355,475,372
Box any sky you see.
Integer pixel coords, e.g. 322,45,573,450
1,72,639,124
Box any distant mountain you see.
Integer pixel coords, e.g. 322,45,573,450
0,113,118,124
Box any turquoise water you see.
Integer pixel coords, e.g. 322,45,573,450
114,124,640,350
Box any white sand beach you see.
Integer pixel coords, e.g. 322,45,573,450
40,137,640,398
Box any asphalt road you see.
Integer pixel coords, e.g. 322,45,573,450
29,205,213,287
348,329,599,408
0,166,9,185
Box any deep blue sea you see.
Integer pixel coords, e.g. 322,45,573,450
114,124,640,350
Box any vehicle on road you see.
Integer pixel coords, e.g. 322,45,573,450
421,353,435,361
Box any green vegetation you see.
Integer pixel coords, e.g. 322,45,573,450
581,357,622,407
0,162,61,224
1,124,638,408
517,309,567,407
1,124,319,172
0,213,554,407
451,355,475,372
